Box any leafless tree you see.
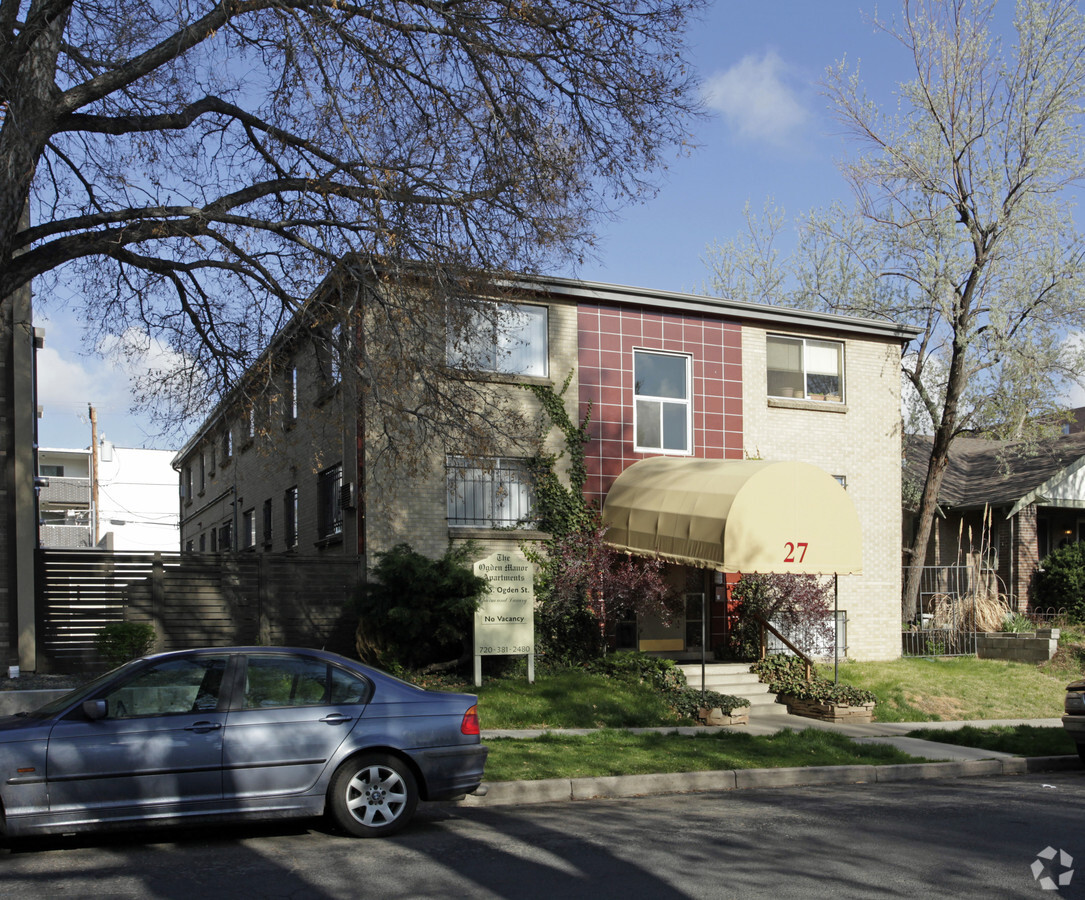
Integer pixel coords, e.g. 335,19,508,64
2,0,703,455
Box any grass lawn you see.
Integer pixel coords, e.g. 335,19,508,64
483,728,923,781
823,656,1070,722
472,669,686,729
906,724,1077,758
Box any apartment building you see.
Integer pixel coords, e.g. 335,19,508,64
175,274,917,660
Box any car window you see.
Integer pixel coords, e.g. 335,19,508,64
241,655,371,708
329,666,370,704
100,656,229,718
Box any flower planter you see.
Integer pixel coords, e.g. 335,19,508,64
779,695,875,723
697,706,749,726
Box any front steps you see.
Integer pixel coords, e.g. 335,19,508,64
676,662,789,717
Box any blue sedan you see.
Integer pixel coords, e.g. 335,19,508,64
0,647,487,838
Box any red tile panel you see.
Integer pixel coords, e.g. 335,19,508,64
577,303,744,507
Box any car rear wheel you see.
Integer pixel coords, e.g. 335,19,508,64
328,753,419,838
1077,744,1085,765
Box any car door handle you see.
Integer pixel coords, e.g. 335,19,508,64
319,714,354,725
185,721,223,733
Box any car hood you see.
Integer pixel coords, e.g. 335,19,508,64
1066,680,1085,692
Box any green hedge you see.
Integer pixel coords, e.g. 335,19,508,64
752,654,876,706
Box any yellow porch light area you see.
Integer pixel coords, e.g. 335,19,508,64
601,457,862,575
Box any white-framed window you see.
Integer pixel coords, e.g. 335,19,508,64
447,303,548,377
633,349,692,454
447,456,536,528
767,335,844,402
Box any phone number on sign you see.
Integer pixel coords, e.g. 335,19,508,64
478,645,532,655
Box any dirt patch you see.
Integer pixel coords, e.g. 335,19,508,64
905,691,967,719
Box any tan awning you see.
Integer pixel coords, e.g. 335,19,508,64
601,457,862,575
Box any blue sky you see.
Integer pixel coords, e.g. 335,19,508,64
34,2,1054,451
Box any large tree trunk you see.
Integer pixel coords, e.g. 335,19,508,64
902,324,971,622
0,0,67,292
902,438,952,622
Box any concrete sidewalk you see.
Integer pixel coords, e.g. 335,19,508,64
466,712,1080,808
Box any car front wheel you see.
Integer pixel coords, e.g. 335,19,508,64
328,753,419,838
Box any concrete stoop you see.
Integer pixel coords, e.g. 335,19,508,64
677,662,789,717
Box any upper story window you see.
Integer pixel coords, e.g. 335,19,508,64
447,302,548,378
329,322,342,385
633,350,691,454
447,456,536,528
40,464,64,477
317,464,344,539
767,336,844,402
222,426,233,462
285,364,298,423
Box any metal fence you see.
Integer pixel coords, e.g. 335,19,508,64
901,564,1005,657
765,611,848,659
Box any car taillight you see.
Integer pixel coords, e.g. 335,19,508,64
461,704,480,735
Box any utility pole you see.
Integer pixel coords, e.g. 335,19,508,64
89,404,99,546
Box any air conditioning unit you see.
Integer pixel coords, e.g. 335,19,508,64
339,482,355,510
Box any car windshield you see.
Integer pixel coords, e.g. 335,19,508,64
21,660,142,718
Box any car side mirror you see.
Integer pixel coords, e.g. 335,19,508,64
82,699,107,721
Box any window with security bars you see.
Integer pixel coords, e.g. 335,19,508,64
447,456,536,527
317,464,343,538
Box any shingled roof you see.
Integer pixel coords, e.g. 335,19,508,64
903,432,1085,511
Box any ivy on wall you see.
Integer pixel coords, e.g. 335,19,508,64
522,371,595,537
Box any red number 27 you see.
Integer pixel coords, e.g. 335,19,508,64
784,542,809,563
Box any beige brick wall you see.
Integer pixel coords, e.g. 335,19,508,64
742,325,904,660
363,297,579,565
179,336,358,557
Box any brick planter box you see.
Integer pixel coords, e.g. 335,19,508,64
697,706,749,726
780,695,875,723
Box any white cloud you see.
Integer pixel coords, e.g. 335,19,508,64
35,318,193,450
702,50,810,146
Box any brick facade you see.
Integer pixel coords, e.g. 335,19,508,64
741,325,905,660
577,303,743,506
176,275,913,661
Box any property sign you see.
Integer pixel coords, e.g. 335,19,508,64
473,550,534,685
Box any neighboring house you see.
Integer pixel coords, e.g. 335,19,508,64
39,442,180,551
1067,407,1085,435
902,432,1085,612
174,273,917,661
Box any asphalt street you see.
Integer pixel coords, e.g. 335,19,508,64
3,771,1084,899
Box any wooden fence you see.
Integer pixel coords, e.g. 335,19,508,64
36,550,363,673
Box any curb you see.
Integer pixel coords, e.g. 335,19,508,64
460,755,1083,807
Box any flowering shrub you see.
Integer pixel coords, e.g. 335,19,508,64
727,573,836,660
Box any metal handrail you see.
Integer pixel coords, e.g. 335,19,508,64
753,613,813,682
